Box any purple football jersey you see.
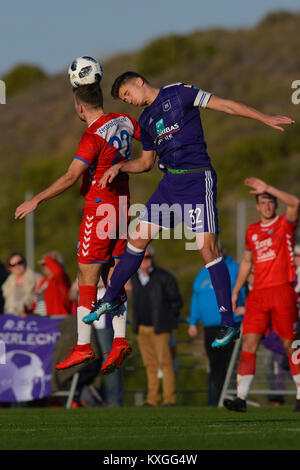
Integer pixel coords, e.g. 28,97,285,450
139,83,212,170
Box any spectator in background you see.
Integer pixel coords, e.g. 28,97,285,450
188,245,246,406
129,246,183,407
0,260,8,313
2,252,42,317
33,251,71,316
294,244,300,301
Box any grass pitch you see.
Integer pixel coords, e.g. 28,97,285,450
1,406,300,450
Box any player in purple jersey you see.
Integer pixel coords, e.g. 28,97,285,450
82,71,294,349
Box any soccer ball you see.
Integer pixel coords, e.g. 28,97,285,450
68,56,103,88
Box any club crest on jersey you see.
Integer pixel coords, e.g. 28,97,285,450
268,228,274,235
162,99,171,112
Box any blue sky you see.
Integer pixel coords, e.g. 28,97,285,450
0,0,299,77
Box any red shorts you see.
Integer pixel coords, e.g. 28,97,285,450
77,200,129,264
242,283,298,340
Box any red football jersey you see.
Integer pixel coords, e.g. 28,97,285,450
245,214,297,290
75,113,140,209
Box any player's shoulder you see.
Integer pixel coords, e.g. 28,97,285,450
105,111,132,119
162,82,183,90
247,221,261,233
79,127,95,142
105,112,138,125
162,82,199,92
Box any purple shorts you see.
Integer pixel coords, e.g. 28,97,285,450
139,168,219,233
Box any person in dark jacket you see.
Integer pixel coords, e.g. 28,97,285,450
129,245,183,406
0,260,8,313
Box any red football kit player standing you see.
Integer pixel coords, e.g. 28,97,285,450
15,82,140,374
224,177,300,412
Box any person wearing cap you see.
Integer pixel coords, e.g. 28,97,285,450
294,244,300,297
224,177,300,412
33,251,71,316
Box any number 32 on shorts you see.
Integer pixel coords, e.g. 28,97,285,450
188,207,204,231
189,207,202,224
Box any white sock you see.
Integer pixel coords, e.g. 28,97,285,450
292,373,300,400
77,306,92,345
237,374,254,400
112,304,127,338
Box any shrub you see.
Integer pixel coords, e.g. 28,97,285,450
136,34,217,77
3,64,47,96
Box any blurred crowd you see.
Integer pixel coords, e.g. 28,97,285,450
0,250,72,318
0,242,300,408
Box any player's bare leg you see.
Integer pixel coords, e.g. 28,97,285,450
196,232,239,348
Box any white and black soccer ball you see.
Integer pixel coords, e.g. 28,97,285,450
68,56,103,88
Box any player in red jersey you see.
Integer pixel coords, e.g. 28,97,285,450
224,177,300,412
15,82,140,373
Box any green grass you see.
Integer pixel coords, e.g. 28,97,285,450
1,406,300,450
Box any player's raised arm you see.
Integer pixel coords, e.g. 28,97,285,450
245,177,300,223
232,250,253,310
206,95,295,132
15,159,88,220
98,150,156,189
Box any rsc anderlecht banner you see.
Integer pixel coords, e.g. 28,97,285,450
0,314,63,402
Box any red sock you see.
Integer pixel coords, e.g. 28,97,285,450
238,351,256,376
78,285,97,310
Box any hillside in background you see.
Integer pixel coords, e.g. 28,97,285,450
0,10,300,319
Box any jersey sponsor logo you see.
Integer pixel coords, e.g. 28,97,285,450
254,236,276,263
155,118,165,135
155,119,180,137
95,116,128,136
254,237,272,250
